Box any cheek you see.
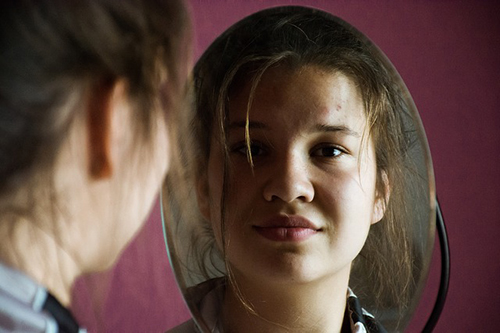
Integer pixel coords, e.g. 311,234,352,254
128,121,171,233
206,155,225,244
206,164,257,253
320,170,377,224
146,121,171,201
160,124,171,173
322,176,374,259
154,117,171,174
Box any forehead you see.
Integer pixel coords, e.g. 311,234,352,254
228,64,366,131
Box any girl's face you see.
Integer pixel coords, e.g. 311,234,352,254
198,65,385,286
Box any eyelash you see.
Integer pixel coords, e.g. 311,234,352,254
310,144,347,158
231,142,267,157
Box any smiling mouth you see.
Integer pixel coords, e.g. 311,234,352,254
253,215,321,242
253,226,319,242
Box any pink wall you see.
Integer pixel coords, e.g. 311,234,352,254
72,1,500,332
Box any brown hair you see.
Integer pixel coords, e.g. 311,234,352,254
171,6,433,330
0,0,191,217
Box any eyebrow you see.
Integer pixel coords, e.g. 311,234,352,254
228,121,268,130
228,121,360,137
314,124,360,137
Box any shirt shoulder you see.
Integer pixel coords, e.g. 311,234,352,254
0,262,58,332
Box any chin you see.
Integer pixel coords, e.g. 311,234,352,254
236,255,334,286
84,239,129,273
88,252,120,273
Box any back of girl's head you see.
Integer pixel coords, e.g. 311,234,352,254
0,0,191,211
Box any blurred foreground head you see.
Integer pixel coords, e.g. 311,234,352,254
0,0,192,302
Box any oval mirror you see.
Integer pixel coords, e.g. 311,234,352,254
162,6,435,332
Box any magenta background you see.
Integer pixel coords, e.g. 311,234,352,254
71,1,500,332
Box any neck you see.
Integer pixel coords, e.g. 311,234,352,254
0,216,81,306
222,269,350,333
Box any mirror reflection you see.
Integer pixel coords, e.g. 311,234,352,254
163,6,435,332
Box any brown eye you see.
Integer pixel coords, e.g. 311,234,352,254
248,145,265,157
311,145,344,158
233,142,266,157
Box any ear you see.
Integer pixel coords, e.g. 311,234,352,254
372,170,390,225
196,170,211,221
86,79,127,179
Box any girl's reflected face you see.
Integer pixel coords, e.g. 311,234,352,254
199,65,384,285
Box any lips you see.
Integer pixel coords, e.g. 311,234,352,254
253,215,321,242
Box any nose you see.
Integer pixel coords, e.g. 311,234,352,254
262,155,314,203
